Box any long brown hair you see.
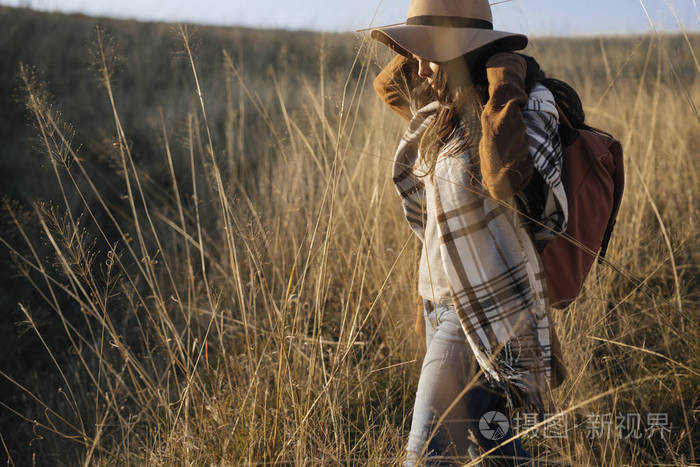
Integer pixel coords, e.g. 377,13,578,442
414,44,505,178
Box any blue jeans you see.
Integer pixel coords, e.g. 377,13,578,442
403,299,533,466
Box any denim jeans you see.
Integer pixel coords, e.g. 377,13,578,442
403,299,533,466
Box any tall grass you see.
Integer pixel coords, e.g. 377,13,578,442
1,14,698,466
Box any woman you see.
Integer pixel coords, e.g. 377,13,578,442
370,1,568,465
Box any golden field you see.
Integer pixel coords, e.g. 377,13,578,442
0,6,697,465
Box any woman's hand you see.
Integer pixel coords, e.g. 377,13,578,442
373,54,419,121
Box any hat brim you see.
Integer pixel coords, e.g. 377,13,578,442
371,24,527,62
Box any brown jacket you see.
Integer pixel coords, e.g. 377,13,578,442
375,53,567,388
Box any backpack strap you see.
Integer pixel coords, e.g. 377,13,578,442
555,104,579,146
555,103,572,128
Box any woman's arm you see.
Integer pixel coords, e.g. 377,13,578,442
373,54,418,121
479,53,535,200
375,52,541,200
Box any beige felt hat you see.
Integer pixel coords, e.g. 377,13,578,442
370,0,528,63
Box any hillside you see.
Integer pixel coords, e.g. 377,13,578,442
0,5,698,465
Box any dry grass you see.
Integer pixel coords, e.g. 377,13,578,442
0,8,698,466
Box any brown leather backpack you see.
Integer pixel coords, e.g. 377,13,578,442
539,105,625,309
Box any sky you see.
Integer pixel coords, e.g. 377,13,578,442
1,0,699,36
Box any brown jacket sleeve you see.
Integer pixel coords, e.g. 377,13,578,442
478,53,535,200
373,54,418,121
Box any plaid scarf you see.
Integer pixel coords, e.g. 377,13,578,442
393,84,566,411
